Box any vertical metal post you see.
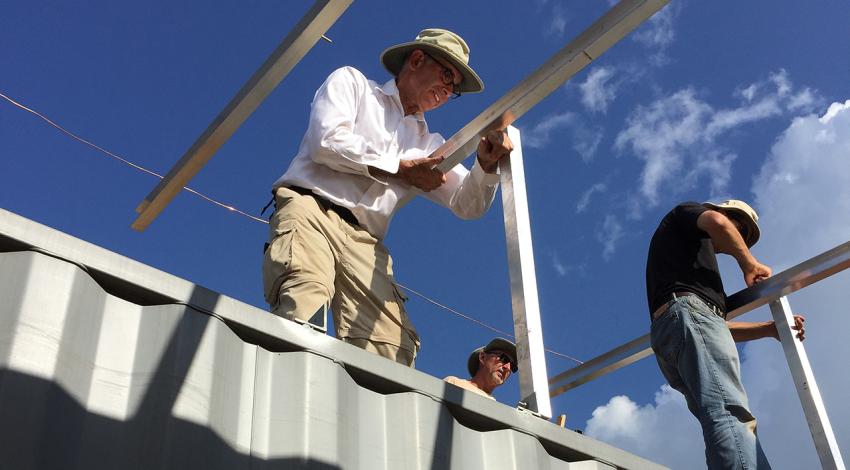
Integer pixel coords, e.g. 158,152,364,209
500,126,551,418
769,296,846,469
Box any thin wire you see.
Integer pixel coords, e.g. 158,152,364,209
397,282,584,365
2,90,582,366
0,91,269,225
396,282,515,337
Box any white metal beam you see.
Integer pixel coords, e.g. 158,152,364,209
132,0,353,231
500,126,551,418
770,297,846,470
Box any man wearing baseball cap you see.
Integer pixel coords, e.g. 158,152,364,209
646,200,806,469
444,338,518,400
263,29,513,366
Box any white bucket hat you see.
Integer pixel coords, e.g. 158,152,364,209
702,199,761,247
380,28,484,94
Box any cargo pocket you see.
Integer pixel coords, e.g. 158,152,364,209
262,219,300,305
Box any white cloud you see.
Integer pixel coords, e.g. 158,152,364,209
549,253,587,278
743,99,850,468
585,100,850,468
552,256,567,276
607,71,811,257
615,88,712,206
705,99,783,138
738,84,759,102
572,125,604,162
522,112,576,149
546,249,587,278
689,151,736,198
632,3,678,65
753,99,850,259
597,214,623,261
615,71,822,211
585,386,704,468
546,4,569,37
633,4,676,49
580,67,618,114
770,69,792,97
787,87,818,112
707,71,821,138
576,182,607,213
521,112,603,162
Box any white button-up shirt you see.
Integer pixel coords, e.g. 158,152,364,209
274,66,500,239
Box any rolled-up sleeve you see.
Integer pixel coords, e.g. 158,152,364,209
425,157,500,220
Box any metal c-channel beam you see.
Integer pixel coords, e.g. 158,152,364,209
500,126,551,418
433,0,670,173
132,0,352,231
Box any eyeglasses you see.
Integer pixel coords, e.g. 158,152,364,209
424,52,462,100
486,351,513,368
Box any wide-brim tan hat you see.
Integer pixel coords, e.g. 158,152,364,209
381,28,484,94
702,199,761,247
467,338,518,376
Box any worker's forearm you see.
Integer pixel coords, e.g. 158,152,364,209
727,320,777,342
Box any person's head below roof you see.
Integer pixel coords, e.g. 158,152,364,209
466,337,517,392
381,28,484,115
702,199,761,248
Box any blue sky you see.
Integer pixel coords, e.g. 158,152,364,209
2,1,849,467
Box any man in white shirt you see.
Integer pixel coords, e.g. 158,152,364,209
444,338,517,400
262,29,513,366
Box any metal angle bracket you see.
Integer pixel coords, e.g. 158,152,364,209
501,126,551,419
770,296,846,470
132,0,353,231
516,400,548,421
432,0,670,174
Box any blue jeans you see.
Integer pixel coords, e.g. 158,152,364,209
651,294,771,469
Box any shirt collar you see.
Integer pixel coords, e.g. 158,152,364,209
379,78,427,123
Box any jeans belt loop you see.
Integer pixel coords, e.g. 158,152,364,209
685,293,723,318
653,292,723,321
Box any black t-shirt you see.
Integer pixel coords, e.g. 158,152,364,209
645,202,727,317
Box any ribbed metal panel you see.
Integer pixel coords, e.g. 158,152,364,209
0,209,664,470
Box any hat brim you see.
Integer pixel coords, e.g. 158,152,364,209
702,202,761,247
381,42,484,94
467,338,518,376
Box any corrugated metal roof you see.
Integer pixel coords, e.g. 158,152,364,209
0,209,665,469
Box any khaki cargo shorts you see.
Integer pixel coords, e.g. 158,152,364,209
262,187,420,365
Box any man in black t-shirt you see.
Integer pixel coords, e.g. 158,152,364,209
646,200,805,469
